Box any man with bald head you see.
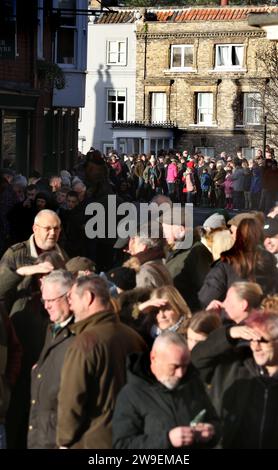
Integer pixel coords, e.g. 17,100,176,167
113,331,220,449
0,209,68,317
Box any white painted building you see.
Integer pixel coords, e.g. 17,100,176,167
78,10,137,155
51,0,88,108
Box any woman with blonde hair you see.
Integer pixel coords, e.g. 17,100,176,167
199,218,278,308
139,285,192,341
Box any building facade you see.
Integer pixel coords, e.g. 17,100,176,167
135,5,278,158
0,0,88,176
78,9,137,155
86,4,278,158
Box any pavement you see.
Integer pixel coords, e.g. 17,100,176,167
193,206,238,227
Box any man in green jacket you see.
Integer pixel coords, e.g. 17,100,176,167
0,209,67,317
57,275,146,449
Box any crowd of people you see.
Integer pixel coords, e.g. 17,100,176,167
0,145,278,449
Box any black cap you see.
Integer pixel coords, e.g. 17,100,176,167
263,217,278,238
106,267,136,291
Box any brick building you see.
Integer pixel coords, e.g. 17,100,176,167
0,0,87,176
108,4,278,158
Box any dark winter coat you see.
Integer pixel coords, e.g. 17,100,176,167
28,319,74,449
112,352,220,449
0,237,68,316
166,242,213,312
56,310,147,449
191,327,278,448
198,247,278,308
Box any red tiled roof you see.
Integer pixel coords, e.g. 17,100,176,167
154,6,278,22
95,6,278,24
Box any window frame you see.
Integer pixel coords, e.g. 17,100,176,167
54,0,77,67
197,92,213,126
106,39,127,66
215,44,244,70
106,89,127,123
243,92,262,126
151,92,167,123
195,147,215,158
170,44,194,71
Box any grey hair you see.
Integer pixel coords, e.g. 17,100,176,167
135,222,165,250
72,181,86,190
231,282,263,310
75,274,111,305
152,331,188,352
43,269,74,292
34,209,61,226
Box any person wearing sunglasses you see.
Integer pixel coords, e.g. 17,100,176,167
192,311,278,448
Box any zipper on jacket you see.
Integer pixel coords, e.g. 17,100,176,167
259,388,268,449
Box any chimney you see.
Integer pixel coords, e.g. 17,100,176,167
220,0,229,6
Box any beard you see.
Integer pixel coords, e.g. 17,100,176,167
159,376,181,390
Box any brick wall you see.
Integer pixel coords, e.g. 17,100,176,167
136,18,277,155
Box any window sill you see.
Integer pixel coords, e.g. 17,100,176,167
236,123,262,128
189,123,218,128
210,68,247,73
164,68,197,73
106,63,127,67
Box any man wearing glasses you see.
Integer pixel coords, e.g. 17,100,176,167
0,209,68,318
28,270,74,449
191,312,278,448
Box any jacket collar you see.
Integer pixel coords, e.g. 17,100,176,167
29,234,66,260
70,310,117,335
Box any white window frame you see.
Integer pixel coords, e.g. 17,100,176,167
106,89,126,122
54,0,77,68
151,93,167,123
106,39,127,66
215,44,244,70
170,44,194,71
195,147,215,158
197,93,213,126
243,93,262,126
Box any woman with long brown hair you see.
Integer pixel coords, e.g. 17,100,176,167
198,218,278,308
138,285,192,343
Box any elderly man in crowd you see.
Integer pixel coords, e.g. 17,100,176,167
56,275,146,449
0,209,67,317
28,270,74,449
112,331,220,449
0,209,67,448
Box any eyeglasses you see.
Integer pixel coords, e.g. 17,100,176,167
42,292,68,304
250,337,278,345
35,224,61,232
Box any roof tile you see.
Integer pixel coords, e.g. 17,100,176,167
95,6,278,24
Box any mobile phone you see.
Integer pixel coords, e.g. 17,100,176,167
190,409,206,427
